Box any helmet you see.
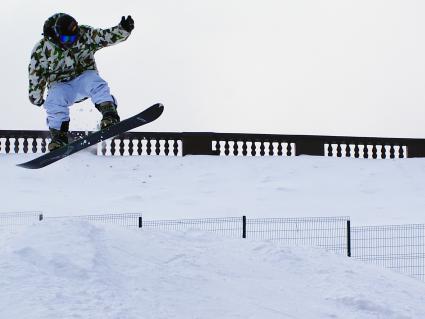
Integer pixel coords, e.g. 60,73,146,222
43,13,80,49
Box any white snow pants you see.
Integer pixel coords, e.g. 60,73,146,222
43,70,115,130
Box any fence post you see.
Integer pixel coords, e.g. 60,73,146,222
242,215,247,238
346,220,351,257
138,216,143,228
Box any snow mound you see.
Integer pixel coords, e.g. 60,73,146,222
1,220,425,319
4,153,425,226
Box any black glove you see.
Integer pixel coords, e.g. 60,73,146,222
120,15,134,32
29,96,44,107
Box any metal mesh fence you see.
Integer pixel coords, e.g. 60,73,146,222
0,212,43,230
247,217,349,255
351,224,425,281
45,213,142,227
141,217,243,238
0,213,349,254
2,211,425,281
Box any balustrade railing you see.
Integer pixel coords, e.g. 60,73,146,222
2,130,425,158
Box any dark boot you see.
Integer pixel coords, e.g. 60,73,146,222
48,121,69,151
95,101,120,129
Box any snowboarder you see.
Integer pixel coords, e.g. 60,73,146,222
28,13,134,151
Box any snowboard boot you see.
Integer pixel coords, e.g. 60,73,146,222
95,101,120,129
48,121,69,151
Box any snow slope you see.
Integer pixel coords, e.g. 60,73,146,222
1,153,425,226
1,220,425,319
2,153,425,318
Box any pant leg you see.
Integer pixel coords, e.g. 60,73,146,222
44,71,116,129
76,70,117,105
43,82,77,130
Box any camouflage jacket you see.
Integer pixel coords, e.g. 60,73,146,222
28,15,131,105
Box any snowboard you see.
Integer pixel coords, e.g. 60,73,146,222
17,103,164,169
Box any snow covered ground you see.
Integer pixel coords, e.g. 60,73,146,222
1,220,425,319
1,152,425,226
1,152,425,318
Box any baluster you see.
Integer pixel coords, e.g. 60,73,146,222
119,138,125,155
137,139,143,155
345,144,351,157
146,139,152,155
155,140,161,155
5,138,11,153
123,140,129,156
128,139,134,156
354,144,360,158
363,145,369,159
164,140,170,156
327,144,333,157
336,144,342,157
394,145,400,158
106,140,114,156
215,141,221,155
269,142,274,156
260,142,265,156
242,141,248,156
399,145,405,158
277,142,283,156
110,139,116,156
251,142,256,156
287,143,292,156
233,141,238,156
101,141,107,156
32,138,38,153
224,141,230,156
372,145,378,159
41,138,46,153
95,140,100,156
381,145,386,159
390,145,395,159
23,138,29,153
173,140,179,156
14,138,19,153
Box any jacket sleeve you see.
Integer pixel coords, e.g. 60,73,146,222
28,42,48,105
85,24,131,50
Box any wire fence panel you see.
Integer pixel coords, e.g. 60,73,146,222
141,217,243,238
46,213,142,228
3,211,425,281
247,217,349,255
351,224,425,281
0,212,43,230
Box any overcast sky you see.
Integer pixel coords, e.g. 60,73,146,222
2,0,425,137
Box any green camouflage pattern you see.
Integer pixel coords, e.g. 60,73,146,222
28,14,131,105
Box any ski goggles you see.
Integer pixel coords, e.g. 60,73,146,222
59,34,78,44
